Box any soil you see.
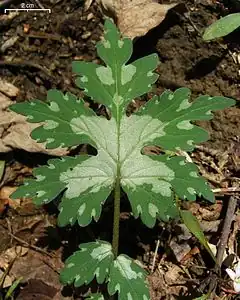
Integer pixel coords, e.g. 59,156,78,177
0,0,239,299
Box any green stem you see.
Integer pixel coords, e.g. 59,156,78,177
112,172,121,258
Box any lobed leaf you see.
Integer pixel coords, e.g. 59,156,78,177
203,13,240,41
61,243,150,300
136,88,235,151
9,20,235,229
60,241,114,287
107,254,150,300
72,19,159,119
10,90,95,149
8,20,236,298
10,157,72,205
11,155,113,226
122,155,214,228
58,186,111,227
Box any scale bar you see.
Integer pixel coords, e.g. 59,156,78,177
4,8,51,13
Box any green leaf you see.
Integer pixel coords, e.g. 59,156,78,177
203,13,240,41
5,277,23,300
11,156,112,227
180,210,216,261
10,90,95,149
86,293,105,300
123,154,214,228
72,19,159,119
107,254,150,300
0,161,5,182
61,245,150,300
193,293,211,300
9,20,235,229
60,241,114,287
136,88,235,151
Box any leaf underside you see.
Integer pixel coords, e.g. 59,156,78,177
10,19,235,230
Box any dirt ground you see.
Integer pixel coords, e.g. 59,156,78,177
0,0,239,299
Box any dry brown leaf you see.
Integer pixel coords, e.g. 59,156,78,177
86,0,177,39
0,79,19,97
10,250,63,287
0,246,28,270
0,186,21,209
169,239,191,262
0,186,18,200
0,81,68,156
117,1,177,39
0,270,12,288
84,0,94,10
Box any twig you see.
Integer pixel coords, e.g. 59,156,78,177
209,195,238,295
216,195,238,268
212,187,240,194
151,239,160,273
8,231,56,258
0,60,52,77
195,145,222,157
0,223,55,258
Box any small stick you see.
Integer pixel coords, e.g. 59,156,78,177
216,195,238,268
209,195,238,295
151,239,160,273
0,60,52,77
8,231,56,258
0,222,55,258
212,187,240,194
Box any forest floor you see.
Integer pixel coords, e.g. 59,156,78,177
0,0,239,299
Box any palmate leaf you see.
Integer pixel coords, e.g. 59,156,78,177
61,241,150,300
60,241,114,287
9,20,235,230
11,154,113,227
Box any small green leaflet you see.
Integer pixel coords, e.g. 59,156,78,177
180,210,216,261
60,241,114,287
5,277,23,300
10,20,235,229
203,13,240,41
60,241,150,300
